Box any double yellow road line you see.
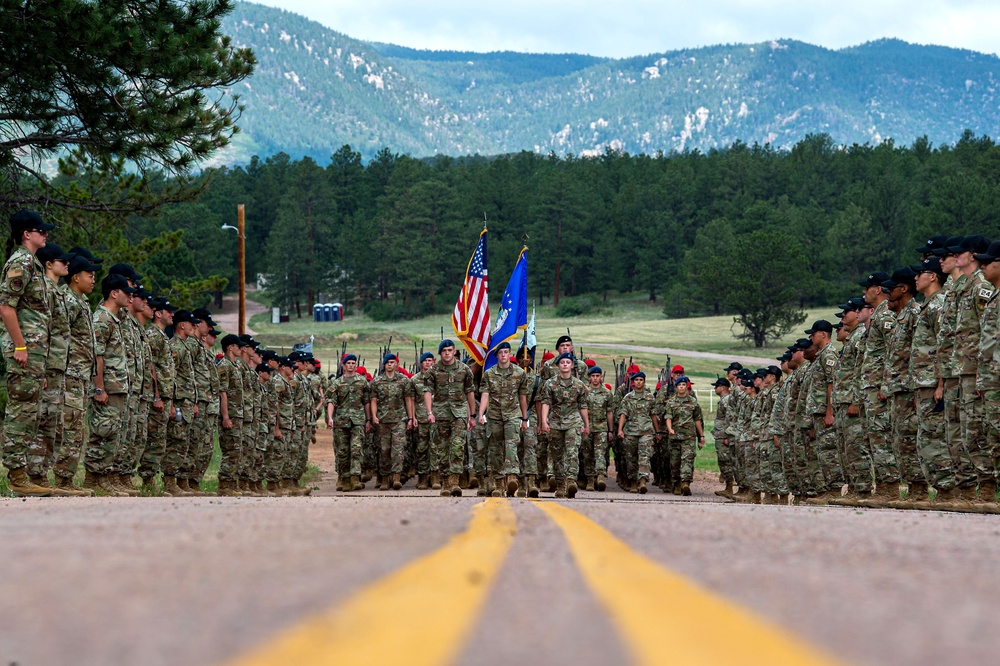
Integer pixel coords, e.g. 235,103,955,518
229,499,841,666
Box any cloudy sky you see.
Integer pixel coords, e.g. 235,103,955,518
251,0,1000,58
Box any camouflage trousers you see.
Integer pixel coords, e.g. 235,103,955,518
378,420,407,475
181,402,211,481
890,392,924,485
536,430,552,479
237,418,256,479
915,387,956,490
519,413,538,476
715,433,734,484
759,438,789,495
486,417,521,477
982,394,1000,483
244,424,267,483
469,422,487,475
862,388,900,484
280,428,303,480
334,424,365,477
743,440,761,493
732,435,747,488
835,405,873,493
119,398,150,475
86,393,127,475
941,377,977,487
362,429,378,475
789,425,821,497
582,430,609,478
138,401,170,479
811,414,844,492
414,422,434,474
674,431,698,484
113,392,141,474
959,374,993,483
434,417,468,476
781,430,805,496
294,424,309,479
161,400,194,477
27,370,65,476
548,426,581,482
53,376,88,480
218,417,245,481
622,431,652,482
1,353,43,471
265,426,288,482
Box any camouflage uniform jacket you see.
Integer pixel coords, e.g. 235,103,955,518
540,375,588,429
94,306,129,395
411,370,432,423
791,360,813,427
766,379,792,437
611,382,630,420
274,374,296,430
238,358,256,420
0,247,50,365
884,299,920,395
749,383,776,439
586,383,613,433
119,310,142,395
951,268,993,377
806,345,838,415
136,324,154,399
860,300,895,390
261,376,278,427
665,393,704,438
145,324,174,401
371,372,415,423
977,289,1000,392
186,336,212,405
168,334,197,402
204,345,221,415
64,286,96,382
217,357,245,419
329,374,370,427
713,392,732,439
44,276,70,374
735,392,756,444
481,363,529,421
910,290,945,390
619,388,655,436
832,325,866,405
936,274,964,380
423,359,475,419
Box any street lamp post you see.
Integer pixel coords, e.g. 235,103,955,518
221,203,246,334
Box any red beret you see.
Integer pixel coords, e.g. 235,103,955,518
627,364,640,374
671,364,684,373
584,358,596,367
542,351,555,361
357,366,367,374
604,383,612,390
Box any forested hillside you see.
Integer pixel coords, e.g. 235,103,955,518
216,2,1000,163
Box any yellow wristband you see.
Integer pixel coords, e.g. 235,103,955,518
14,346,26,351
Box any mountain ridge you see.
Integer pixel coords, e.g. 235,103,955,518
214,2,1000,165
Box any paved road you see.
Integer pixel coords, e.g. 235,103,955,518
582,342,774,366
2,443,998,666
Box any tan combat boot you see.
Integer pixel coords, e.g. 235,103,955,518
416,474,428,490
8,469,52,497
595,474,607,492
585,476,595,492
378,474,390,491
349,476,364,492
506,474,519,497
680,482,692,496
778,493,789,505
82,472,104,495
218,479,242,497
163,475,193,497
547,476,557,492
638,478,648,495
516,476,527,498
554,479,567,499
978,480,998,504
458,472,470,489
490,477,503,498
715,480,734,498
99,474,130,497
391,473,402,491
56,475,92,497
335,475,346,492
449,474,462,497
29,474,75,497
469,474,481,490
526,475,540,498
430,472,441,490
118,474,141,496
186,478,209,496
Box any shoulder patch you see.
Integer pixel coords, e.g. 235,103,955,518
883,321,894,330
979,287,994,300
825,358,836,367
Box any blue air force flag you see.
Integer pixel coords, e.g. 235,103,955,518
483,248,528,370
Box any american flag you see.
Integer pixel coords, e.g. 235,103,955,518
452,228,490,363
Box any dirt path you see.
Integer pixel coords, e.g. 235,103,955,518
210,290,269,336
582,342,774,366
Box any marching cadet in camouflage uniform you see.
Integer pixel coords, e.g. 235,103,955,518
0,211,55,496
139,297,176,487
584,365,613,492
423,340,476,497
84,275,136,496
477,342,529,497
371,353,416,491
540,352,590,498
712,376,735,496
27,244,83,495
53,254,99,493
858,272,902,502
830,299,874,505
909,257,966,508
611,364,640,490
162,309,199,497
882,267,927,506
106,264,143,495
271,356,298,494
946,235,995,500
411,352,436,489
975,240,1000,508
327,354,371,492
537,338,588,486
617,371,656,494
217,335,246,496
664,376,705,496
804,320,845,503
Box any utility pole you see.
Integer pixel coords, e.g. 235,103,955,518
237,204,246,334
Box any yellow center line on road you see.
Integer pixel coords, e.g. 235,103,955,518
225,498,516,666
533,501,843,666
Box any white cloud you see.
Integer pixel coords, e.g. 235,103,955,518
251,0,1000,57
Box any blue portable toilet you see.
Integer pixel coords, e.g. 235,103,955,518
322,304,332,322
313,303,323,322
331,302,343,321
